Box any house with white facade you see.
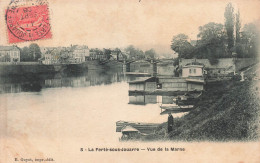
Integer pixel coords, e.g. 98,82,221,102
43,49,60,65
72,45,89,63
182,63,205,77
0,45,20,62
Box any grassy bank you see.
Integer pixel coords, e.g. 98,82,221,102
143,80,260,141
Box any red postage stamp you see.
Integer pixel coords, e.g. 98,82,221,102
5,0,52,43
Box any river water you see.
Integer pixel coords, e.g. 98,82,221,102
0,69,186,162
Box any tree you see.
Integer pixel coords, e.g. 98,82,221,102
29,43,42,61
125,45,145,60
197,22,225,44
125,45,136,59
235,10,241,44
104,48,112,60
224,3,235,53
240,23,259,58
20,46,31,61
145,49,156,59
136,50,145,60
195,22,227,63
170,34,194,58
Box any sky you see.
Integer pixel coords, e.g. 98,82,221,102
0,0,259,55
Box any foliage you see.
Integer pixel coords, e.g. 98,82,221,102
144,49,156,59
173,58,179,66
194,22,227,64
28,43,42,61
170,34,194,58
125,45,145,60
240,23,259,58
224,3,235,53
170,3,258,62
20,46,32,61
104,48,112,60
235,10,241,44
234,43,244,58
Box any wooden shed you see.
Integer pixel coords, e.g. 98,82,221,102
128,77,158,92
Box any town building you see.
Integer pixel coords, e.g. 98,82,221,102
0,45,20,63
72,45,89,63
110,51,118,60
40,47,55,55
43,49,60,65
109,49,125,61
60,49,73,63
89,51,106,60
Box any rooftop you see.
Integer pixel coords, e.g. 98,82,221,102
0,46,20,51
128,77,158,84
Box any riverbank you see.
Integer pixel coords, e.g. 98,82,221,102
134,79,260,141
0,60,125,76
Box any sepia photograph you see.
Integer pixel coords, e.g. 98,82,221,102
0,0,259,162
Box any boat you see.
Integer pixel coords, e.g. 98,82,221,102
160,109,192,115
116,121,160,134
172,92,202,105
160,104,194,111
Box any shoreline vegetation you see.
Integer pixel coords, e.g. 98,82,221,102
129,79,260,141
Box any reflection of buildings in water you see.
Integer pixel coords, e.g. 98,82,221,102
0,70,127,94
44,76,90,88
45,79,62,87
145,95,157,104
44,71,127,88
129,96,145,105
162,96,175,104
129,95,175,105
0,84,21,93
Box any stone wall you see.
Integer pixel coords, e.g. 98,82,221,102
179,58,256,73
234,58,257,71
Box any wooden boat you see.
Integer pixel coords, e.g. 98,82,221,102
116,121,160,134
160,108,193,115
160,104,194,111
172,92,202,105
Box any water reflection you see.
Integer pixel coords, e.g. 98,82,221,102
0,70,134,94
0,68,186,148
129,95,176,105
128,95,193,115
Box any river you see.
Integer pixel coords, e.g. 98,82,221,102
0,69,186,162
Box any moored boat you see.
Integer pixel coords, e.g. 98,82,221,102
160,104,194,111
116,120,160,134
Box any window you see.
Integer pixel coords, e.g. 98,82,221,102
189,69,192,74
194,69,196,73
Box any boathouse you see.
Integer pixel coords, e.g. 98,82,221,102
128,77,158,92
158,77,204,92
129,76,204,93
182,62,205,77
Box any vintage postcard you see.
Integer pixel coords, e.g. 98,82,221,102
0,0,260,162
